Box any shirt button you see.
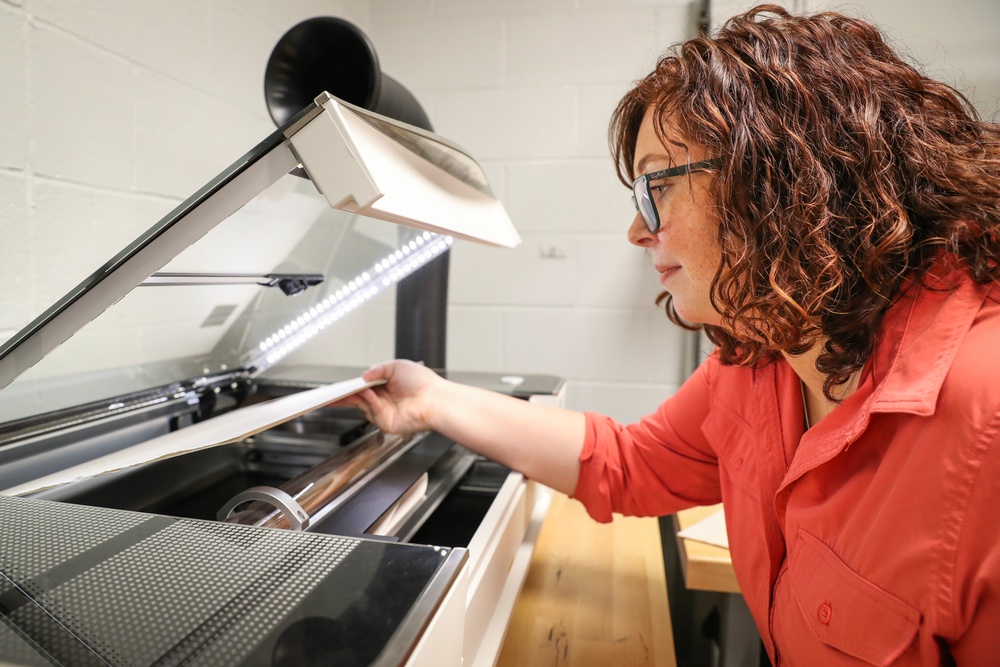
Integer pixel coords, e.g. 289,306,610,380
818,603,833,624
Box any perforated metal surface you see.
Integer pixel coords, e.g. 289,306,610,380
0,618,52,667
0,495,149,577
0,495,360,666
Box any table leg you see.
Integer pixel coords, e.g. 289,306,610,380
718,593,764,667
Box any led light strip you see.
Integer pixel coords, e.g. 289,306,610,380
253,232,453,370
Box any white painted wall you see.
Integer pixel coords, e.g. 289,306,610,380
0,0,368,346
827,0,999,118
363,0,703,422
1,0,698,424
713,0,1000,118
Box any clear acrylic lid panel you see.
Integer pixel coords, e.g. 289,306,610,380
0,171,444,424
0,94,517,425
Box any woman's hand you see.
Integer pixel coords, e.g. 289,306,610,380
340,360,444,435
339,359,586,495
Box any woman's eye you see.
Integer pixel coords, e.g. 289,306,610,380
650,183,672,199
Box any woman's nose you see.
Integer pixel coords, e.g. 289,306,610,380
627,212,654,247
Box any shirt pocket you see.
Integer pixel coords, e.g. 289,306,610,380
789,529,921,666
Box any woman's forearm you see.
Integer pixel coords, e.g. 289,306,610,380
428,380,586,495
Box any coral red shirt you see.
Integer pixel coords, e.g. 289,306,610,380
573,262,1000,666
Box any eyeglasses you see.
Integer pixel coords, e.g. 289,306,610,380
631,159,722,233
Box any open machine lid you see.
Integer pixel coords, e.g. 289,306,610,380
0,94,519,425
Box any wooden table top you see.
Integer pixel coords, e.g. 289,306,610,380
496,492,677,667
674,504,740,594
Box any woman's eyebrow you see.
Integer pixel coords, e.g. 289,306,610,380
635,153,675,174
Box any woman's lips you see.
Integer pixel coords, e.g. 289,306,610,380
657,265,680,285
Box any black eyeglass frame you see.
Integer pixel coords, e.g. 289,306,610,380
631,158,722,233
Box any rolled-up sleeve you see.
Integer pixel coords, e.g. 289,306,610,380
572,356,724,522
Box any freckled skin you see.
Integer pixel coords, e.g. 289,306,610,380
626,109,723,328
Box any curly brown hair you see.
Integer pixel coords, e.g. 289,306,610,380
611,4,1000,400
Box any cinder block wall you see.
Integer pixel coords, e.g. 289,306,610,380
284,1,705,423
363,0,703,422
0,0,369,343
1,0,699,424
301,0,997,423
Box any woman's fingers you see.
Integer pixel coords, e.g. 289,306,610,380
331,360,434,434
362,363,387,383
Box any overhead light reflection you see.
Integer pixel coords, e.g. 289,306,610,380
255,232,453,368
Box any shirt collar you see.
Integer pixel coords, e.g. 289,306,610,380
778,256,990,487
867,257,989,417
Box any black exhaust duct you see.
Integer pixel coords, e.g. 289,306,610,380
264,17,448,370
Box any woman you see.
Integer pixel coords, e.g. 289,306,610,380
341,5,1000,664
